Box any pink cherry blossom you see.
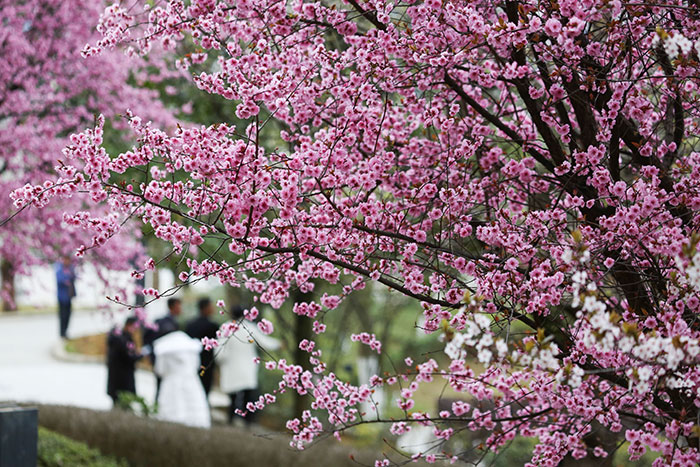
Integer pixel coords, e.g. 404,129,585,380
13,0,700,465
258,319,274,335
0,0,175,306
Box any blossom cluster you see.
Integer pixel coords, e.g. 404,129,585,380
0,0,175,300
14,0,700,464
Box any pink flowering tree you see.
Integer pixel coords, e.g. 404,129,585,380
15,0,700,464
0,0,176,309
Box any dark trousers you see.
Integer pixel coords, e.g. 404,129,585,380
228,390,258,425
58,300,72,338
155,376,162,402
200,366,214,395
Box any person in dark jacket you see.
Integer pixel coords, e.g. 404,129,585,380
142,297,182,402
143,298,182,350
150,298,182,339
107,316,143,406
185,297,219,395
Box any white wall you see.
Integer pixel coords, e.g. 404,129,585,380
14,264,175,323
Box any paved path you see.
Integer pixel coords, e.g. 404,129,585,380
0,311,157,410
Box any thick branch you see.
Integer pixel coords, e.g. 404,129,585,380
444,72,555,172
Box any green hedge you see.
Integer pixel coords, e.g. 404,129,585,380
38,427,127,467
35,405,403,467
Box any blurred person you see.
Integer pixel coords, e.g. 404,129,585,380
55,256,76,338
143,297,182,401
106,316,143,407
218,306,280,426
185,297,219,395
147,297,182,340
153,330,211,428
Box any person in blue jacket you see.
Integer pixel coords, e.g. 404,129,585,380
55,256,76,338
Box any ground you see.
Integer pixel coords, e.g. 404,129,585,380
0,311,156,410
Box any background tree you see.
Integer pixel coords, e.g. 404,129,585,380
16,0,700,464
0,0,176,309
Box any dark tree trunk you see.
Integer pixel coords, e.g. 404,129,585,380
1,260,16,312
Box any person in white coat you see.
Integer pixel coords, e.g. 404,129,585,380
218,306,280,425
153,330,211,428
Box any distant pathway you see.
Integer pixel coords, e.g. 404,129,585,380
0,311,156,410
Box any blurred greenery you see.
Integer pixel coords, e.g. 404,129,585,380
115,392,158,418
481,436,537,466
38,427,128,467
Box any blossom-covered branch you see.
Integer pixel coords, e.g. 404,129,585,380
13,0,700,464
